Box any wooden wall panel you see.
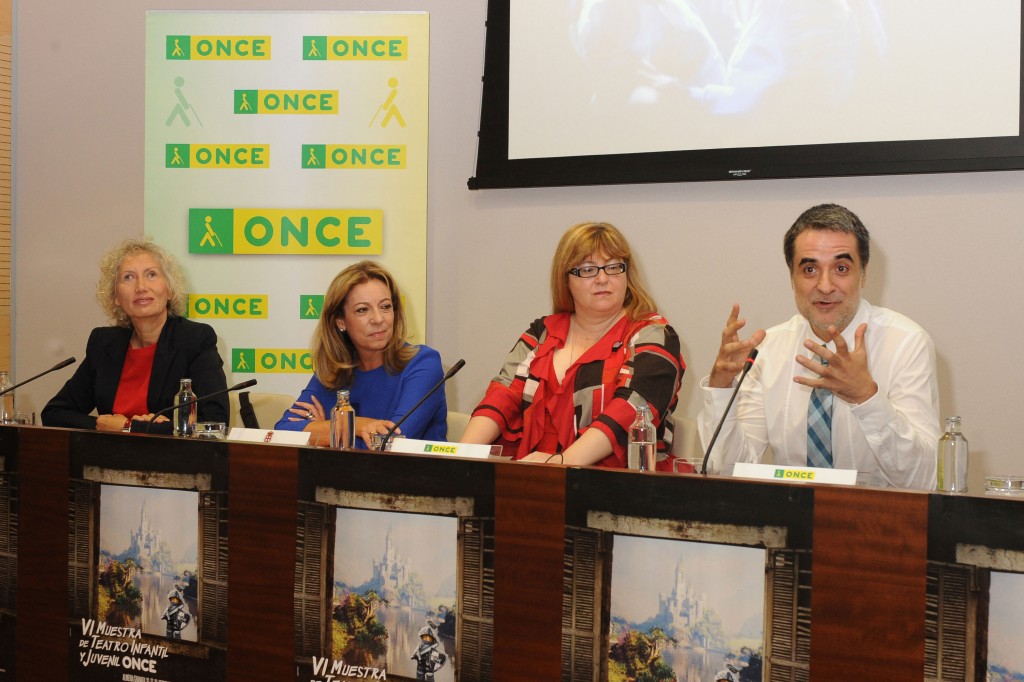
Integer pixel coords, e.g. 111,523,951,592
810,486,929,680
226,443,298,682
15,427,70,681
494,464,566,681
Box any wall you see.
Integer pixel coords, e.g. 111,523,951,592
14,0,1024,492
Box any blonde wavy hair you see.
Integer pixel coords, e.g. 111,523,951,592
312,261,415,389
97,238,188,328
550,221,657,320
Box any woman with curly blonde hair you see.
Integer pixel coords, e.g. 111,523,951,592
42,238,228,432
274,261,447,447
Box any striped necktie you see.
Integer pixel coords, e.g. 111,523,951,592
806,358,834,468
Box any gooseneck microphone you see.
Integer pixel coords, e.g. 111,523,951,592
377,359,466,452
701,348,758,477
143,379,258,433
0,357,77,397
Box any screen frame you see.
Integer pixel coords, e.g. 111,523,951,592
469,0,1024,190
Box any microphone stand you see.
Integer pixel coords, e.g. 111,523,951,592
377,359,465,451
142,379,258,433
0,357,76,397
701,349,758,476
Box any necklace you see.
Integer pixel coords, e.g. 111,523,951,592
567,313,621,366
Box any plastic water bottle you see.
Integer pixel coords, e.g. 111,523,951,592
628,405,656,471
937,416,968,493
330,390,356,449
173,378,197,437
0,371,13,424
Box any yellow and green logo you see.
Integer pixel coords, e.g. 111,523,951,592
301,144,406,170
303,36,408,61
166,35,271,60
188,295,269,319
166,144,269,169
300,295,324,319
232,348,313,374
188,208,382,255
234,90,337,115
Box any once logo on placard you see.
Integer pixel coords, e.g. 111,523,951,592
188,295,268,319
302,36,408,61
232,349,313,374
188,208,382,255
423,444,458,454
166,144,269,169
234,90,338,115
301,145,405,170
166,35,271,60
774,469,816,480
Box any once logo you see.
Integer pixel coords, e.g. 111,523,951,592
423,444,458,454
232,349,313,374
189,208,382,255
188,295,268,319
303,35,408,61
166,35,271,60
302,144,406,170
234,90,338,115
166,144,269,169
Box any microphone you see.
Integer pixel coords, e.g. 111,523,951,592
700,348,758,476
377,359,465,451
0,357,76,397
143,379,258,433
238,391,260,429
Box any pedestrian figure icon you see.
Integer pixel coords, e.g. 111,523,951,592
170,147,184,166
306,298,318,316
238,92,252,112
370,77,406,128
199,216,223,249
306,39,320,58
307,147,320,166
170,39,185,58
166,77,203,128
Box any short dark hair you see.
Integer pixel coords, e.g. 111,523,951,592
783,204,870,271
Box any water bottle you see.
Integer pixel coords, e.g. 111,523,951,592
173,378,197,437
627,405,656,471
0,371,13,424
330,390,356,449
937,416,968,493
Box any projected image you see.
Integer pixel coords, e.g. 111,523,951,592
609,536,765,682
988,571,1024,680
507,0,1020,158
97,486,199,642
569,0,886,115
331,509,457,681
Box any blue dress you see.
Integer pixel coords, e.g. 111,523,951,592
273,345,448,448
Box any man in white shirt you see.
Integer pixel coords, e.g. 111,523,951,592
697,204,939,489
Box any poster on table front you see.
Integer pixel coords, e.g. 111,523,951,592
609,535,766,682
75,485,212,681
145,12,429,398
988,571,1024,680
311,508,457,682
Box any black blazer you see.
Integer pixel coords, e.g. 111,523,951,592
41,316,229,430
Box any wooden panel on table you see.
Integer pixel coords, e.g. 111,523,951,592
227,442,298,681
494,463,566,681
811,486,928,680
15,427,70,681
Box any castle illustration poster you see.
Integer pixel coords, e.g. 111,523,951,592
988,570,1024,680
97,485,200,642
609,535,765,682
332,508,457,681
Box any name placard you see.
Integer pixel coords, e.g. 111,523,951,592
733,462,857,486
386,437,504,459
227,427,312,445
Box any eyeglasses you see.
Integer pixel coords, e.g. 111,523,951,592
567,262,628,278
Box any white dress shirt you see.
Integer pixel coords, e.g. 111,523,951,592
697,299,939,489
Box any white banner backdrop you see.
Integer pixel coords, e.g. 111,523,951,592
145,11,429,396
